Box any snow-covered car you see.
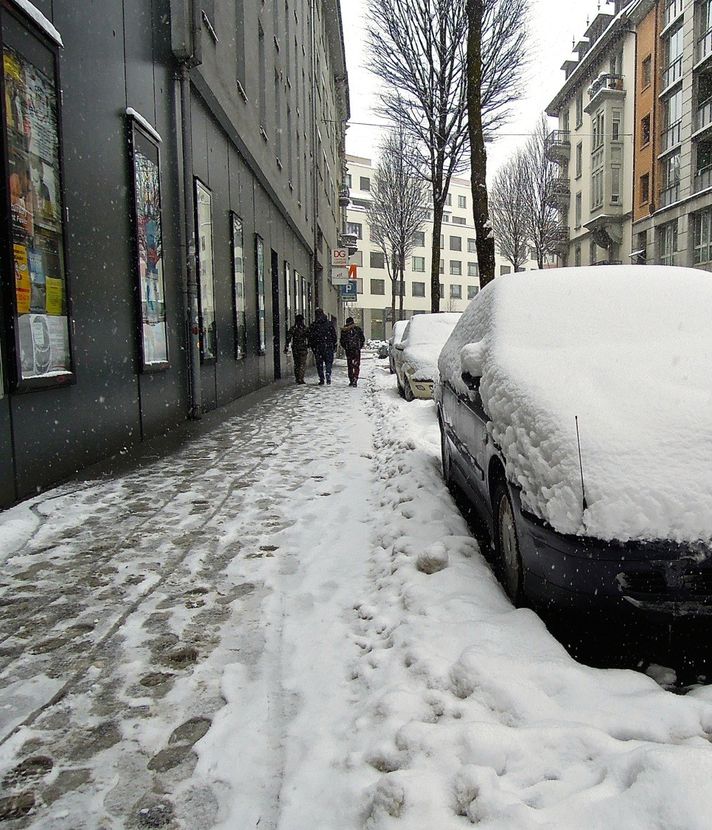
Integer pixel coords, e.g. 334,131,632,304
388,319,409,374
394,312,461,401
437,266,712,616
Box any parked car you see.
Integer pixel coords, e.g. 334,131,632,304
437,266,712,616
388,319,409,374
394,312,461,401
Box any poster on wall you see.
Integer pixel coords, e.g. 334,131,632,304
231,213,246,359
131,124,168,369
256,235,266,354
3,44,72,385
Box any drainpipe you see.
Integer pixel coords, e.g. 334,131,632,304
309,0,320,311
171,0,202,418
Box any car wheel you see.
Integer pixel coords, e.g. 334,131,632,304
440,422,455,493
494,480,523,605
404,378,415,402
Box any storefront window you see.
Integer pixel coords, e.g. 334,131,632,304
195,180,216,361
231,213,246,359
255,235,266,354
284,261,293,334
130,119,167,369
2,36,71,387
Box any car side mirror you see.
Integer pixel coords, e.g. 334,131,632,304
461,371,480,390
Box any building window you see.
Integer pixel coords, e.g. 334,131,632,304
449,236,462,251
659,219,677,265
611,165,621,204
255,234,267,353
612,110,621,142
412,281,425,297
445,193,452,206
412,256,425,272
641,113,651,146
370,278,385,295
642,54,652,88
694,209,712,263
196,181,217,360
592,110,605,150
458,195,467,208
467,261,479,277
589,239,597,265
591,149,604,208
412,230,425,247
467,285,479,300
442,214,449,222
439,258,444,274
450,260,462,275
232,213,246,359
661,151,681,205
452,216,466,225
499,265,511,275
346,221,362,239
662,23,684,88
2,37,72,388
640,173,650,204
439,282,445,296
450,284,462,299
345,173,352,187
467,237,476,253
370,251,385,269
575,192,582,228
662,88,683,150
359,176,370,191
574,245,581,266
575,91,583,128
440,234,445,248
575,142,583,178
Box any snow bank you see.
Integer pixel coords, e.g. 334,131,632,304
438,266,712,543
403,313,461,382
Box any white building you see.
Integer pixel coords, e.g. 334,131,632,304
343,155,534,340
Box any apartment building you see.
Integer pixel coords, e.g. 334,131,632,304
545,0,636,267
631,0,712,270
0,0,348,507
343,155,528,340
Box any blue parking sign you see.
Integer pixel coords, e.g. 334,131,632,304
340,280,357,299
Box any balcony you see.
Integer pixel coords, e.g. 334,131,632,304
659,181,681,207
696,96,712,134
545,130,571,162
697,27,712,65
694,164,712,193
585,73,625,113
661,56,683,91
661,118,682,151
551,177,571,206
550,226,570,253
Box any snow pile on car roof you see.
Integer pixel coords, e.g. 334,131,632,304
438,266,712,543
404,313,461,382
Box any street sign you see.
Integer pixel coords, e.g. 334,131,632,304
331,248,349,268
340,280,357,299
331,269,349,286
348,263,358,279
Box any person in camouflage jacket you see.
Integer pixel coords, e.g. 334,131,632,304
340,316,365,387
284,314,309,384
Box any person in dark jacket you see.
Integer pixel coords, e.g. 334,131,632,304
308,308,337,385
340,316,365,387
284,314,309,384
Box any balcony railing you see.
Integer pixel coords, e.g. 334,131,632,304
696,96,712,133
661,119,683,151
698,27,712,64
661,56,683,90
551,177,571,203
588,73,624,99
694,164,712,192
545,130,571,161
659,181,681,207
663,0,684,29
551,227,570,251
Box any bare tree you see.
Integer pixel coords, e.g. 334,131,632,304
523,114,560,269
466,0,529,288
366,0,527,309
490,148,530,272
368,126,430,326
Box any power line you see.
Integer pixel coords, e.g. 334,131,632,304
328,118,633,138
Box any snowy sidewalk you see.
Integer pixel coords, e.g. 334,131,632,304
2,359,712,829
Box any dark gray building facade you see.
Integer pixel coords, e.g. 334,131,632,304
0,0,349,508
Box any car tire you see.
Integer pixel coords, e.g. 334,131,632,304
493,480,524,605
404,378,415,402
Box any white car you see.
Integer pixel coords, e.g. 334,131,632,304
393,312,461,401
388,319,409,374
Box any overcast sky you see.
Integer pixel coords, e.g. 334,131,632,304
341,0,615,180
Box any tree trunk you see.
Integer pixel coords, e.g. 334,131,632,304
390,251,397,330
398,256,405,319
467,0,496,289
430,200,444,312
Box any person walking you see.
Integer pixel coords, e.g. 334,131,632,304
284,314,309,384
308,308,337,385
340,316,365,387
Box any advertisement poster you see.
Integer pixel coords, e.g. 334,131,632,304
256,235,266,354
232,214,246,359
3,45,71,382
133,145,168,366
